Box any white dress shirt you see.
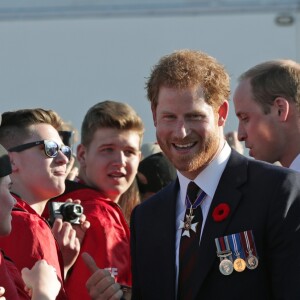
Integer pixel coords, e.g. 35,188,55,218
289,153,300,172
175,142,231,292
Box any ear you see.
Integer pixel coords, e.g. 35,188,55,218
217,100,229,126
273,97,289,121
151,104,157,127
76,144,87,168
8,152,18,172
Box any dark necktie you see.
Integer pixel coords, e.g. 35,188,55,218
177,181,203,300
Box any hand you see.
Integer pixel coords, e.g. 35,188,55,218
71,199,91,245
21,260,61,300
82,252,123,300
51,198,90,277
52,217,80,277
0,287,6,300
55,198,90,245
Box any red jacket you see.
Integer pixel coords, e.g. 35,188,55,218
0,250,29,300
49,180,131,300
0,195,67,300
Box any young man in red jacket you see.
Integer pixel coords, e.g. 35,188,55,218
47,100,144,300
0,142,61,300
0,108,91,299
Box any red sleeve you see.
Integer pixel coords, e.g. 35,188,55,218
0,212,68,300
0,252,30,300
64,198,131,300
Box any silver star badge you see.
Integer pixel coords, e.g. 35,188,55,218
179,214,198,237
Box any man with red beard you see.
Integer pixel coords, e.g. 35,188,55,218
130,50,300,300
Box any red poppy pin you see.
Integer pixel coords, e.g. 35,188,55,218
212,203,230,222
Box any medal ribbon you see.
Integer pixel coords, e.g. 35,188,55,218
215,236,232,258
215,237,222,253
219,236,226,252
224,236,233,261
185,189,206,209
240,230,257,257
245,230,257,257
228,233,245,260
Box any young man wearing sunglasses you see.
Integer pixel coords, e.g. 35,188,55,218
0,108,90,300
0,143,62,299
0,121,122,300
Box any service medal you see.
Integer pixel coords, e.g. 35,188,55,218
179,187,207,238
219,258,233,276
240,231,259,270
233,257,246,272
179,213,198,238
246,254,259,270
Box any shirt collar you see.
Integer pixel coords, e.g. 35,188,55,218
289,153,300,172
12,193,40,215
178,142,231,204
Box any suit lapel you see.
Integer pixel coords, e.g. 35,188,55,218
151,180,179,298
190,151,248,298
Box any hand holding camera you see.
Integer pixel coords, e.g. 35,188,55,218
49,199,91,277
49,201,84,225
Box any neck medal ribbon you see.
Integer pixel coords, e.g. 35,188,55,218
179,189,207,237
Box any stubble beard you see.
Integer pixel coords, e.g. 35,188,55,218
157,131,220,174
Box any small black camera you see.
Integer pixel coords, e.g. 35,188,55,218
48,202,83,225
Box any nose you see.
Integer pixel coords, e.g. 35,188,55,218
56,150,69,164
174,120,191,139
237,122,246,142
112,151,126,166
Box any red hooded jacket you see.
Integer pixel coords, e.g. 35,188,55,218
0,195,67,300
47,180,131,300
0,250,29,300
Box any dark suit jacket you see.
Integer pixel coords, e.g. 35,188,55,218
130,150,300,300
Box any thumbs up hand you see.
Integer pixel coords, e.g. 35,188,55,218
82,252,124,300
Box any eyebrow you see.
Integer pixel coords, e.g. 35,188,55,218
99,143,114,147
235,111,243,117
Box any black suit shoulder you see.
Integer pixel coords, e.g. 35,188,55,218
221,150,300,187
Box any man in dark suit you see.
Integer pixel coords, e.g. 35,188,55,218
130,49,300,299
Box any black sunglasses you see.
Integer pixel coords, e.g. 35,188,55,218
9,140,72,160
